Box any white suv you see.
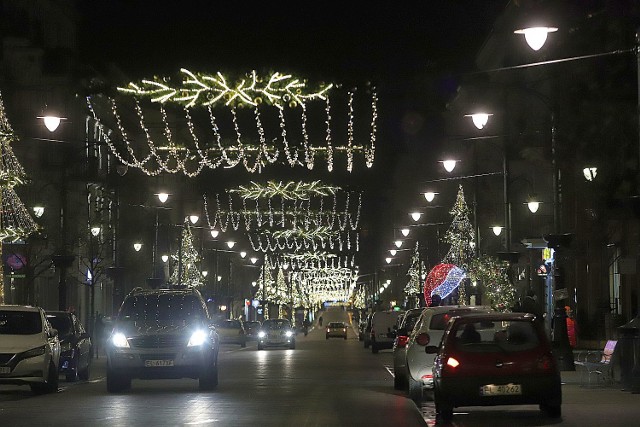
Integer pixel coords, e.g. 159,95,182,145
405,305,492,401
0,305,61,394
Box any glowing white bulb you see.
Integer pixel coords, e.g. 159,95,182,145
40,115,64,132
528,201,540,213
133,242,142,252
226,241,236,249
401,228,410,237
161,255,169,263
385,257,392,264
33,206,45,218
202,271,208,277
583,167,597,181
240,251,247,258
514,26,558,51
492,226,503,236
389,249,397,256
466,113,491,130
210,229,219,238
90,226,101,237
189,215,199,224
410,212,422,222
424,192,436,202
157,193,169,203
250,257,258,264
394,240,403,248
442,160,457,173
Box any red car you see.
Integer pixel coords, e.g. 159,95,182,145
428,312,561,423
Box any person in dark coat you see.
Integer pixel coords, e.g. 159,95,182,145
521,290,544,323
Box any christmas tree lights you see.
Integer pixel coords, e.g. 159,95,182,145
469,256,515,312
169,220,205,287
0,92,39,303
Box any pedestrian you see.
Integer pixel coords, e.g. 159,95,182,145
521,290,544,323
303,318,311,336
565,306,577,348
94,312,104,359
318,316,323,326
429,294,442,307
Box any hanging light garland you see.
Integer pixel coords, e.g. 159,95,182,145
86,70,378,175
230,181,338,200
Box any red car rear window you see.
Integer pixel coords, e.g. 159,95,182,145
452,320,540,352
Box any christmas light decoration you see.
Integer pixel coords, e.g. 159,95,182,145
87,73,378,175
169,220,205,287
404,242,426,298
0,92,39,303
468,256,515,312
230,181,338,200
423,263,467,306
118,69,333,109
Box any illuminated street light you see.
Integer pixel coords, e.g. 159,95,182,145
394,240,403,248
514,26,558,51
401,228,410,237
526,196,541,214
440,159,457,173
157,192,169,203
161,254,169,263
33,206,44,218
410,212,422,222
465,113,492,130
250,257,258,264
37,109,66,132
226,241,236,249
385,257,392,264
492,226,504,236
210,228,219,238
217,275,222,282
90,226,101,237
133,242,143,252
202,271,208,277
240,251,247,258
424,192,437,202
189,215,199,224
389,249,397,256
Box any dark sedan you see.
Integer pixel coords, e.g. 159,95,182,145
429,312,561,423
46,311,92,382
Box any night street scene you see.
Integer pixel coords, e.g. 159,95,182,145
3,1,640,426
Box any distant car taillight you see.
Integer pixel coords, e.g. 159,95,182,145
396,335,409,348
415,333,430,346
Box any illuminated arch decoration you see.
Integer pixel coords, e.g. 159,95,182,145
423,263,467,306
86,69,377,176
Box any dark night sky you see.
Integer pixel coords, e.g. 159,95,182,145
76,1,510,273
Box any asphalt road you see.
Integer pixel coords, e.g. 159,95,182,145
2,306,640,426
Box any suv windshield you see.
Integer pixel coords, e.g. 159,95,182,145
263,319,290,330
0,311,42,335
118,293,206,322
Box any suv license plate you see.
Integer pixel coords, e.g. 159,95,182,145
144,359,174,367
480,384,522,396
0,367,10,374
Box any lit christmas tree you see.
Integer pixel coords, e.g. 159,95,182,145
169,220,205,287
404,241,425,299
274,268,287,305
469,256,515,312
290,273,304,307
255,255,274,301
442,185,476,304
0,92,39,304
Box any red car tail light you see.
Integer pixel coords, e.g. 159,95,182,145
537,353,556,373
415,333,430,346
446,357,460,369
396,335,409,348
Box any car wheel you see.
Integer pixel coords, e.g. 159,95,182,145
199,356,219,391
540,403,562,418
435,397,453,423
393,372,405,390
257,344,264,350
408,375,423,402
32,360,59,394
106,366,131,393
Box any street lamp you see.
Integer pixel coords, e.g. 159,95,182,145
157,192,169,204
394,240,403,248
90,226,101,237
389,249,397,256
210,228,219,238
526,196,541,214
189,215,199,225
37,108,66,132
400,228,410,237
514,26,558,51
250,257,258,265
440,159,458,173
226,241,236,249
133,242,143,252
465,113,493,130
582,167,597,181
410,212,422,222
161,254,169,263
492,226,504,236
423,191,438,202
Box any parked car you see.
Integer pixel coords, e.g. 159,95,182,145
105,287,219,393
326,322,348,339
46,311,92,382
215,319,247,347
430,312,562,423
392,308,425,389
405,305,493,401
244,321,262,340
369,310,404,354
0,305,60,394
257,318,296,350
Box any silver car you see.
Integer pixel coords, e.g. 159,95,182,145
392,308,425,390
0,305,61,394
405,305,493,401
257,319,296,350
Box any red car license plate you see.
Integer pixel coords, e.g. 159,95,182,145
480,383,522,396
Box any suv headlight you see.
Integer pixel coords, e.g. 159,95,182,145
188,330,208,347
258,331,266,338
111,332,130,348
22,346,46,359
285,330,293,338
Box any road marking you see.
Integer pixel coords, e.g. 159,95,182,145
384,364,395,378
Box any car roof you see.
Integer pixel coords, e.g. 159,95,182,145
422,305,492,314
0,305,41,312
450,312,536,323
45,311,72,316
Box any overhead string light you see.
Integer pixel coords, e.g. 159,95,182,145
86,70,377,176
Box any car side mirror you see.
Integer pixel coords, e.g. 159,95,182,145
425,345,439,354
49,328,58,338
